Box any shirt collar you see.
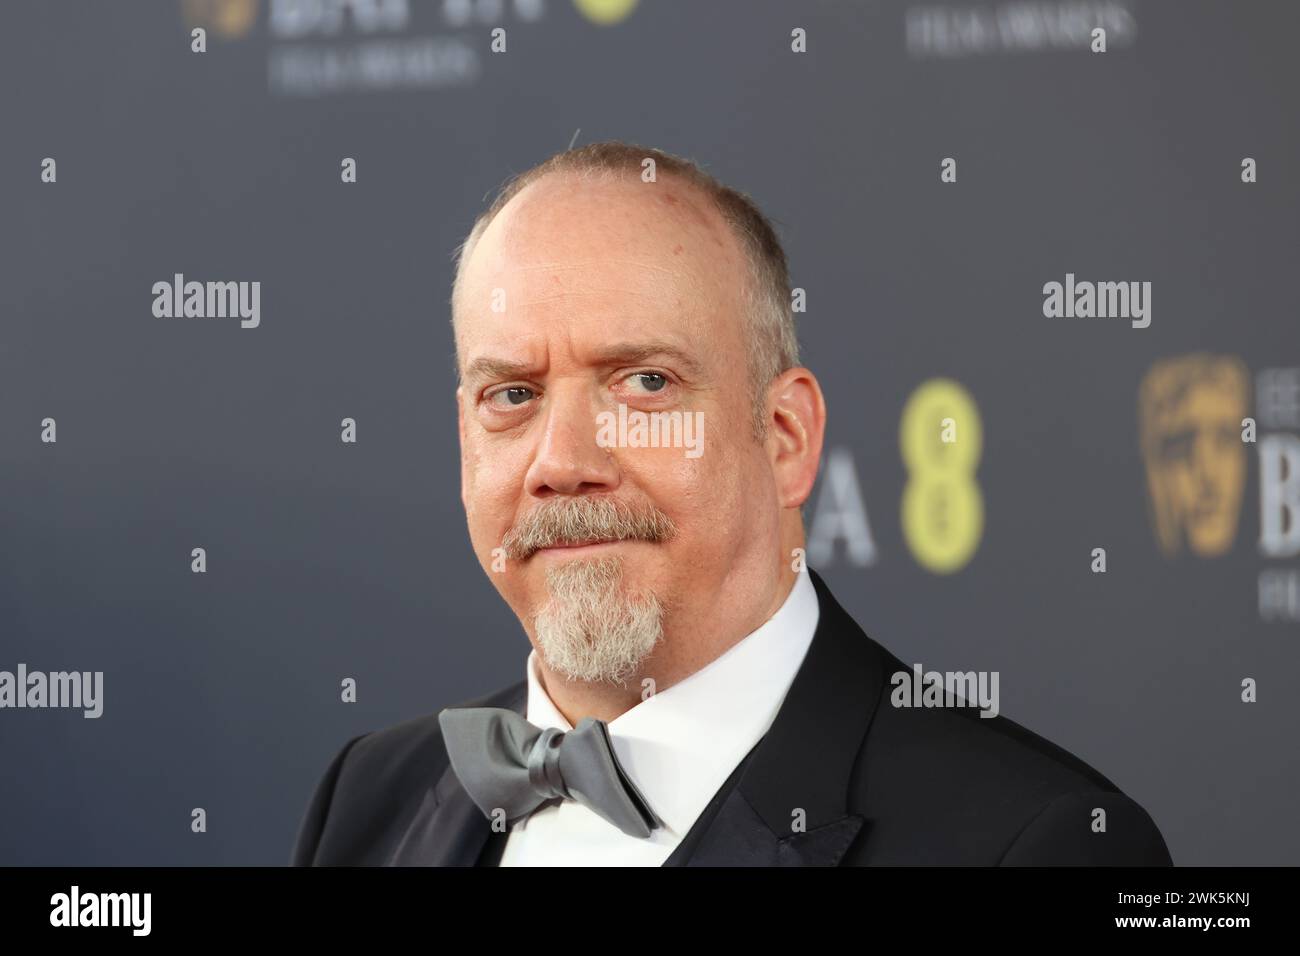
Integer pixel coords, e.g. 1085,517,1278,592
521,570,821,836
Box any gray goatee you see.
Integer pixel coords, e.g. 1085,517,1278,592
503,497,676,685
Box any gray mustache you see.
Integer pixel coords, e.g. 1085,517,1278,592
501,497,677,560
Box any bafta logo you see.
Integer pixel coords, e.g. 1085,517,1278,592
183,0,259,39
1139,354,1250,557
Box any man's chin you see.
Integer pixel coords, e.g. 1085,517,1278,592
530,554,666,684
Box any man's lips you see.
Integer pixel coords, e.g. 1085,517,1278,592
531,537,659,557
536,539,619,553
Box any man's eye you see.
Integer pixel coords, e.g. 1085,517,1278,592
630,372,668,393
488,386,536,407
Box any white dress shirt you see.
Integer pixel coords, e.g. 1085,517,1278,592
498,570,820,866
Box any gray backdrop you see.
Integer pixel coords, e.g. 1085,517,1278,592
2,0,1297,865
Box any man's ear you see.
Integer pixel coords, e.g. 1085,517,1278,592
765,367,826,510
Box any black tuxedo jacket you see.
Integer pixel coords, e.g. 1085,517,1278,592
292,570,1173,866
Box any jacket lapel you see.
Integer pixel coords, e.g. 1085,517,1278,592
671,789,868,866
665,569,882,866
387,682,527,867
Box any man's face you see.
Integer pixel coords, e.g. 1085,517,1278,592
454,172,781,683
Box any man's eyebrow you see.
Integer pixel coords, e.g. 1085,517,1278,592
462,341,704,385
462,356,535,384
588,341,703,376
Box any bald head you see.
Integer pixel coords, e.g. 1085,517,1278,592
457,170,751,391
450,143,798,434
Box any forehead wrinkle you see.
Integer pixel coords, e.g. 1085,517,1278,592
518,288,668,308
485,262,709,303
500,258,690,277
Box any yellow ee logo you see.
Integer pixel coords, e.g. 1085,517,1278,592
900,379,984,574
573,0,639,26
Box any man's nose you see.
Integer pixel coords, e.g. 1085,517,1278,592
524,390,620,497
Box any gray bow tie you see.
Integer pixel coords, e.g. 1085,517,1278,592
438,707,660,838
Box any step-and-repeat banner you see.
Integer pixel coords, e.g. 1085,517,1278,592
2,0,1296,865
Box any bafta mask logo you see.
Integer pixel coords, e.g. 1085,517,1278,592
1139,354,1250,557
183,0,259,39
